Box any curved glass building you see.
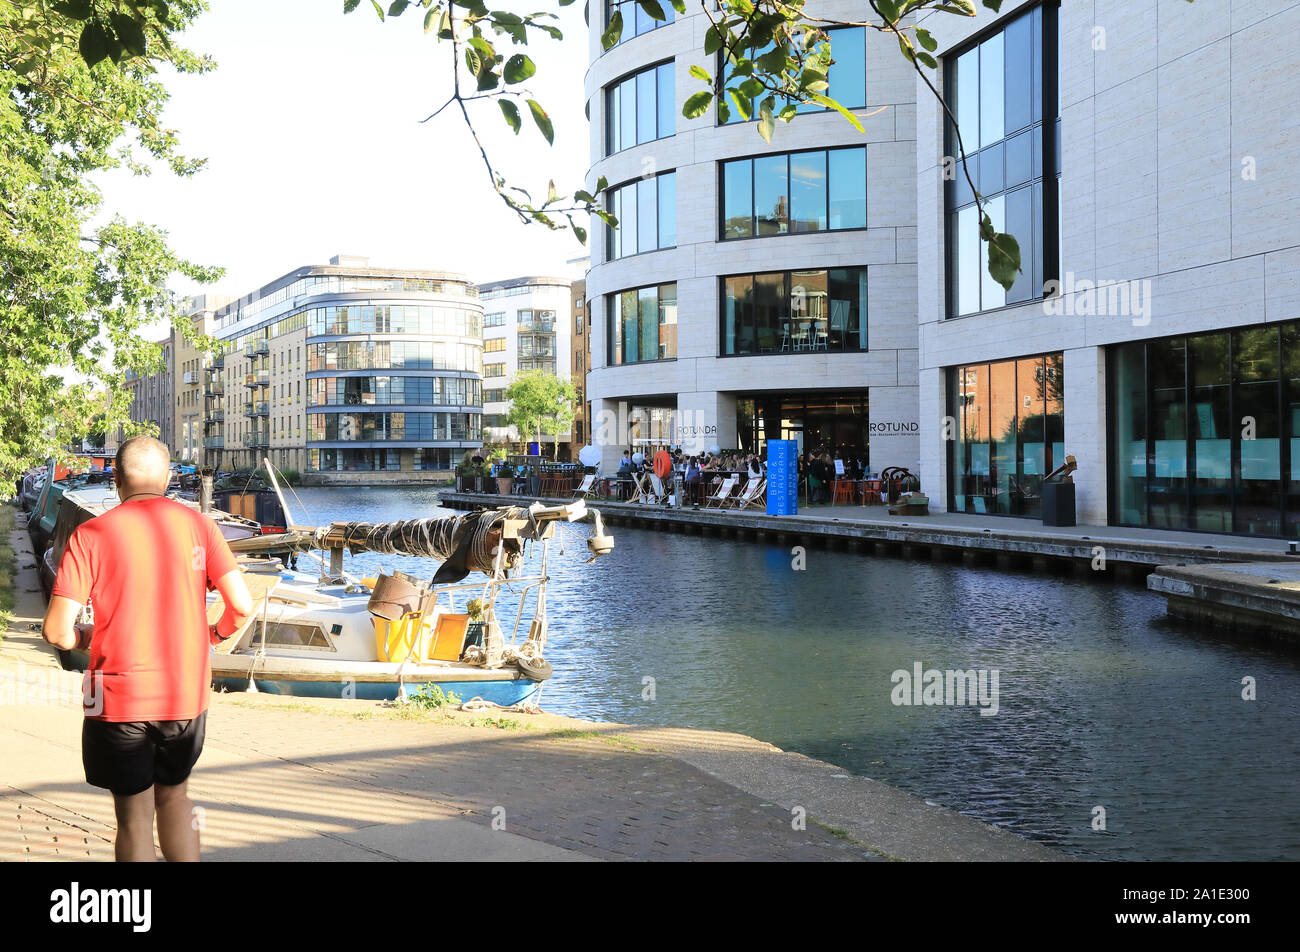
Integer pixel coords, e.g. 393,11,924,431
210,255,483,481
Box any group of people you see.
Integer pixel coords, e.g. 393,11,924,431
802,448,873,504
612,448,767,504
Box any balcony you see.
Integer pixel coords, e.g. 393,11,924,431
208,409,225,423
204,436,224,450
244,370,270,387
205,380,224,397
244,340,270,358
182,370,198,385
244,401,269,418
212,353,225,370
244,432,270,449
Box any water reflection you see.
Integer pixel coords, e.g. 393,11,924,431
286,488,1300,861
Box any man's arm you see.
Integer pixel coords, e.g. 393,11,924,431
43,596,89,651
212,569,254,639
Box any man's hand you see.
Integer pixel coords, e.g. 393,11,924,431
43,595,85,651
213,569,253,640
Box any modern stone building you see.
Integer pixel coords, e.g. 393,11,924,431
124,335,174,452
204,255,484,482
584,1,920,472
916,0,1300,537
478,275,575,457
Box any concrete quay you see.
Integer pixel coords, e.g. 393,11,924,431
1,508,1061,862
1147,562,1300,648
439,491,1300,579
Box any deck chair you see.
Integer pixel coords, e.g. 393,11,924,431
729,478,766,510
628,471,652,504
648,472,666,504
572,474,596,499
704,475,737,508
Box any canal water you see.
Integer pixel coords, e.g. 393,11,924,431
288,487,1300,861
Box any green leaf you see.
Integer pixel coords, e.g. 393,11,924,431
716,99,731,123
986,231,1022,291
476,69,499,92
728,88,752,121
527,99,553,144
778,103,798,121
109,13,147,57
682,90,713,119
602,10,623,49
504,53,535,84
636,0,666,21
595,175,608,191
809,92,864,133
371,0,385,19
344,0,361,12
689,64,711,82
388,0,411,15
982,0,1003,10
915,28,938,52
917,51,938,69
876,0,900,23
935,0,978,14
423,5,438,31
52,0,93,19
703,24,724,56
757,99,775,142
669,0,686,12
572,221,587,245
499,99,521,133
78,20,110,68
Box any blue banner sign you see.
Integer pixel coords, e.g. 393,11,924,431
766,440,798,516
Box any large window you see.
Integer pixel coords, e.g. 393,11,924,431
721,268,867,356
308,412,481,443
945,3,1057,316
605,61,674,155
606,283,677,365
721,147,865,239
1110,325,1300,538
308,376,480,408
306,305,482,337
307,340,481,374
949,354,1064,519
606,171,676,258
720,27,865,125
605,0,674,47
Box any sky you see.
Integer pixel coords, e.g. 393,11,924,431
96,0,593,313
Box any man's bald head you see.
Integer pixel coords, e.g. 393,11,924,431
115,436,171,496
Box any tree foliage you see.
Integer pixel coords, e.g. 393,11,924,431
0,0,220,484
504,368,577,459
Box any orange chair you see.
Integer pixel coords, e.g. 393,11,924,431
832,479,855,505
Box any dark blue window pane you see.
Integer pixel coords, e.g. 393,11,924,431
658,172,676,247
635,2,653,35
1005,130,1032,188
790,151,827,233
1004,186,1033,304
637,177,657,251
657,63,675,137
828,148,866,229
636,69,656,143
619,78,636,150
1033,123,1042,179
978,141,1004,194
722,160,753,238
754,154,788,235
1003,14,1032,133
954,151,977,207
826,28,866,109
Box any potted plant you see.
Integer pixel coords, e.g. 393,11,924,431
462,597,488,656
495,461,516,495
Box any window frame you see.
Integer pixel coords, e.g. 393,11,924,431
717,145,868,242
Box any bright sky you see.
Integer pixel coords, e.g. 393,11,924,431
97,0,592,313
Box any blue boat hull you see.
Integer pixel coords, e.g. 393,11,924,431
211,676,541,705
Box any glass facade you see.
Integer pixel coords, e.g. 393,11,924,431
606,283,678,365
606,61,674,155
308,412,481,443
605,0,674,47
720,27,865,124
606,171,676,259
949,353,1065,518
307,305,480,337
721,268,867,356
308,375,480,407
721,147,866,239
1110,325,1300,537
307,340,482,374
945,3,1058,316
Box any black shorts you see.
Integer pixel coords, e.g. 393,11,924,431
82,712,207,797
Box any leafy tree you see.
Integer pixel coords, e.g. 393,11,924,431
504,369,577,459
0,0,220,485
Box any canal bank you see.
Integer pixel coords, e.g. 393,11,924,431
439,491,1300,578
0,509,1060,862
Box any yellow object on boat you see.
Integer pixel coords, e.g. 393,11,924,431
373,612,433,663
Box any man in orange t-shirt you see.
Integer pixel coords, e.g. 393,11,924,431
43,436,253,861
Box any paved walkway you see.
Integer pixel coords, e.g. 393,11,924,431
1,509,1060,862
